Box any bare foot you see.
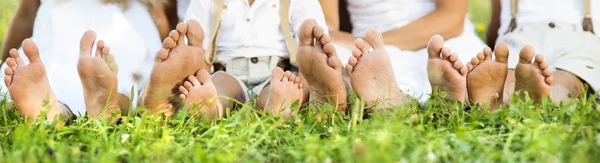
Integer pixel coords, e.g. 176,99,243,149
514,46,553,102
4,39,62,122
426,35,467,103
77,30,120,119
297,19,347,112
178,69,223,119
264,67,304,117
346,28,404,110
141,20,208,116
466,43,509,110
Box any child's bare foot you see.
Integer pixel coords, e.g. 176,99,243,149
77,31,120,119
297,19,347,112
514,46,553,101
466,43,509,110
426,35,467,103
178,69,223,119
141,20,208,116
4,39,62,122
264,67,304,117
346,28,404,110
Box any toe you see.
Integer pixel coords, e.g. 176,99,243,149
79,30,97,58
4,76,11,87
155,48,169,62
354,38,369,55
95,40,105,58
163,35,177,49
313,26,326,47
186,20,205,48
545,75,554,85
327,53,343,70
298,19,318,46
470,56,481,66
283,71,293,82
179,94,187,101
452,58,463,70
348,56,358,67
482,47,493,60
448,52,459,62
175,22,188,45
519,46,535,64
10,48,24,66
294,76,301,84
346,64,354,74
323,43,338,57
179,86,189,95
351,48,363,59
289,73,297,82
188,75,200,86
271,67,285,81
441,47,451,59
539,60,549,70
364,28,385,49
184,81,193,90
542,69,552,77
7,52,18,69
196,69,212,84
466,63,474,72
459,66,468,76
168,30,180,44
320,33,332,45
4,65,13,76
427,34,445,59
534,54,545,65
476,52,485,61
494,42,509,63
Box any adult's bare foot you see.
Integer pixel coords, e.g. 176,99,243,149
141,20,208,116
264,67,304,117
346,28,404,110
178,69,223,119
297,19,347,112
466,43,509,110
426,35,467,103
4,39,62,122
77,30,120,119
514,46,553,102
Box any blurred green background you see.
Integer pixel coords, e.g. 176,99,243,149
0,0,492,50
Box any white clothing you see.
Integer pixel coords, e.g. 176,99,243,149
342,0,486,103
184,0,328,63
498,0,600,38
1,0,161,115
178,0,191,21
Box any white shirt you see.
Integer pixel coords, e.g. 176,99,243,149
497,0,600,37
185,0,328,63
178,0,191,21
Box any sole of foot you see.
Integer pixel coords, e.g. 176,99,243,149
178,69,223,119
514,46,553,102
141,20,209,116
265,67,304,117
346,28,404,110
466,43,509,110
77,30,120,120
4,39,62,122
426,35,467,104
297,19,347,112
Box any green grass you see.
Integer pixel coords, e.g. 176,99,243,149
2,1,600,162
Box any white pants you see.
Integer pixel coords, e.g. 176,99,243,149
335,31,486,104
498,21,600,92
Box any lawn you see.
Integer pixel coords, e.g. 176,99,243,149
1,1,600,162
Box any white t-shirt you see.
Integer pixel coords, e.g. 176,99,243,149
178,0,191,21
185,0,328,63
497,0,600,37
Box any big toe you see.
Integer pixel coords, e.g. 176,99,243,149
494,42,510,63
298,19,318,46
22,39,42,63
186,20,205,47
364,28,385,49
427,35,445,59
519,45,535,64
80,30,97,57
271,67,285,81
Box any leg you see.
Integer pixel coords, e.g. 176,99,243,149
502,70,516,104
466,43,509,110
346,28,405,110
297,19,348,112
4,39,62,122
426,35,468,103
211,72,245,110
140,20,209,116
262,68,304,116
77,31,120,119
549,70,583,103
514,46,553,102
178,70,223,119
